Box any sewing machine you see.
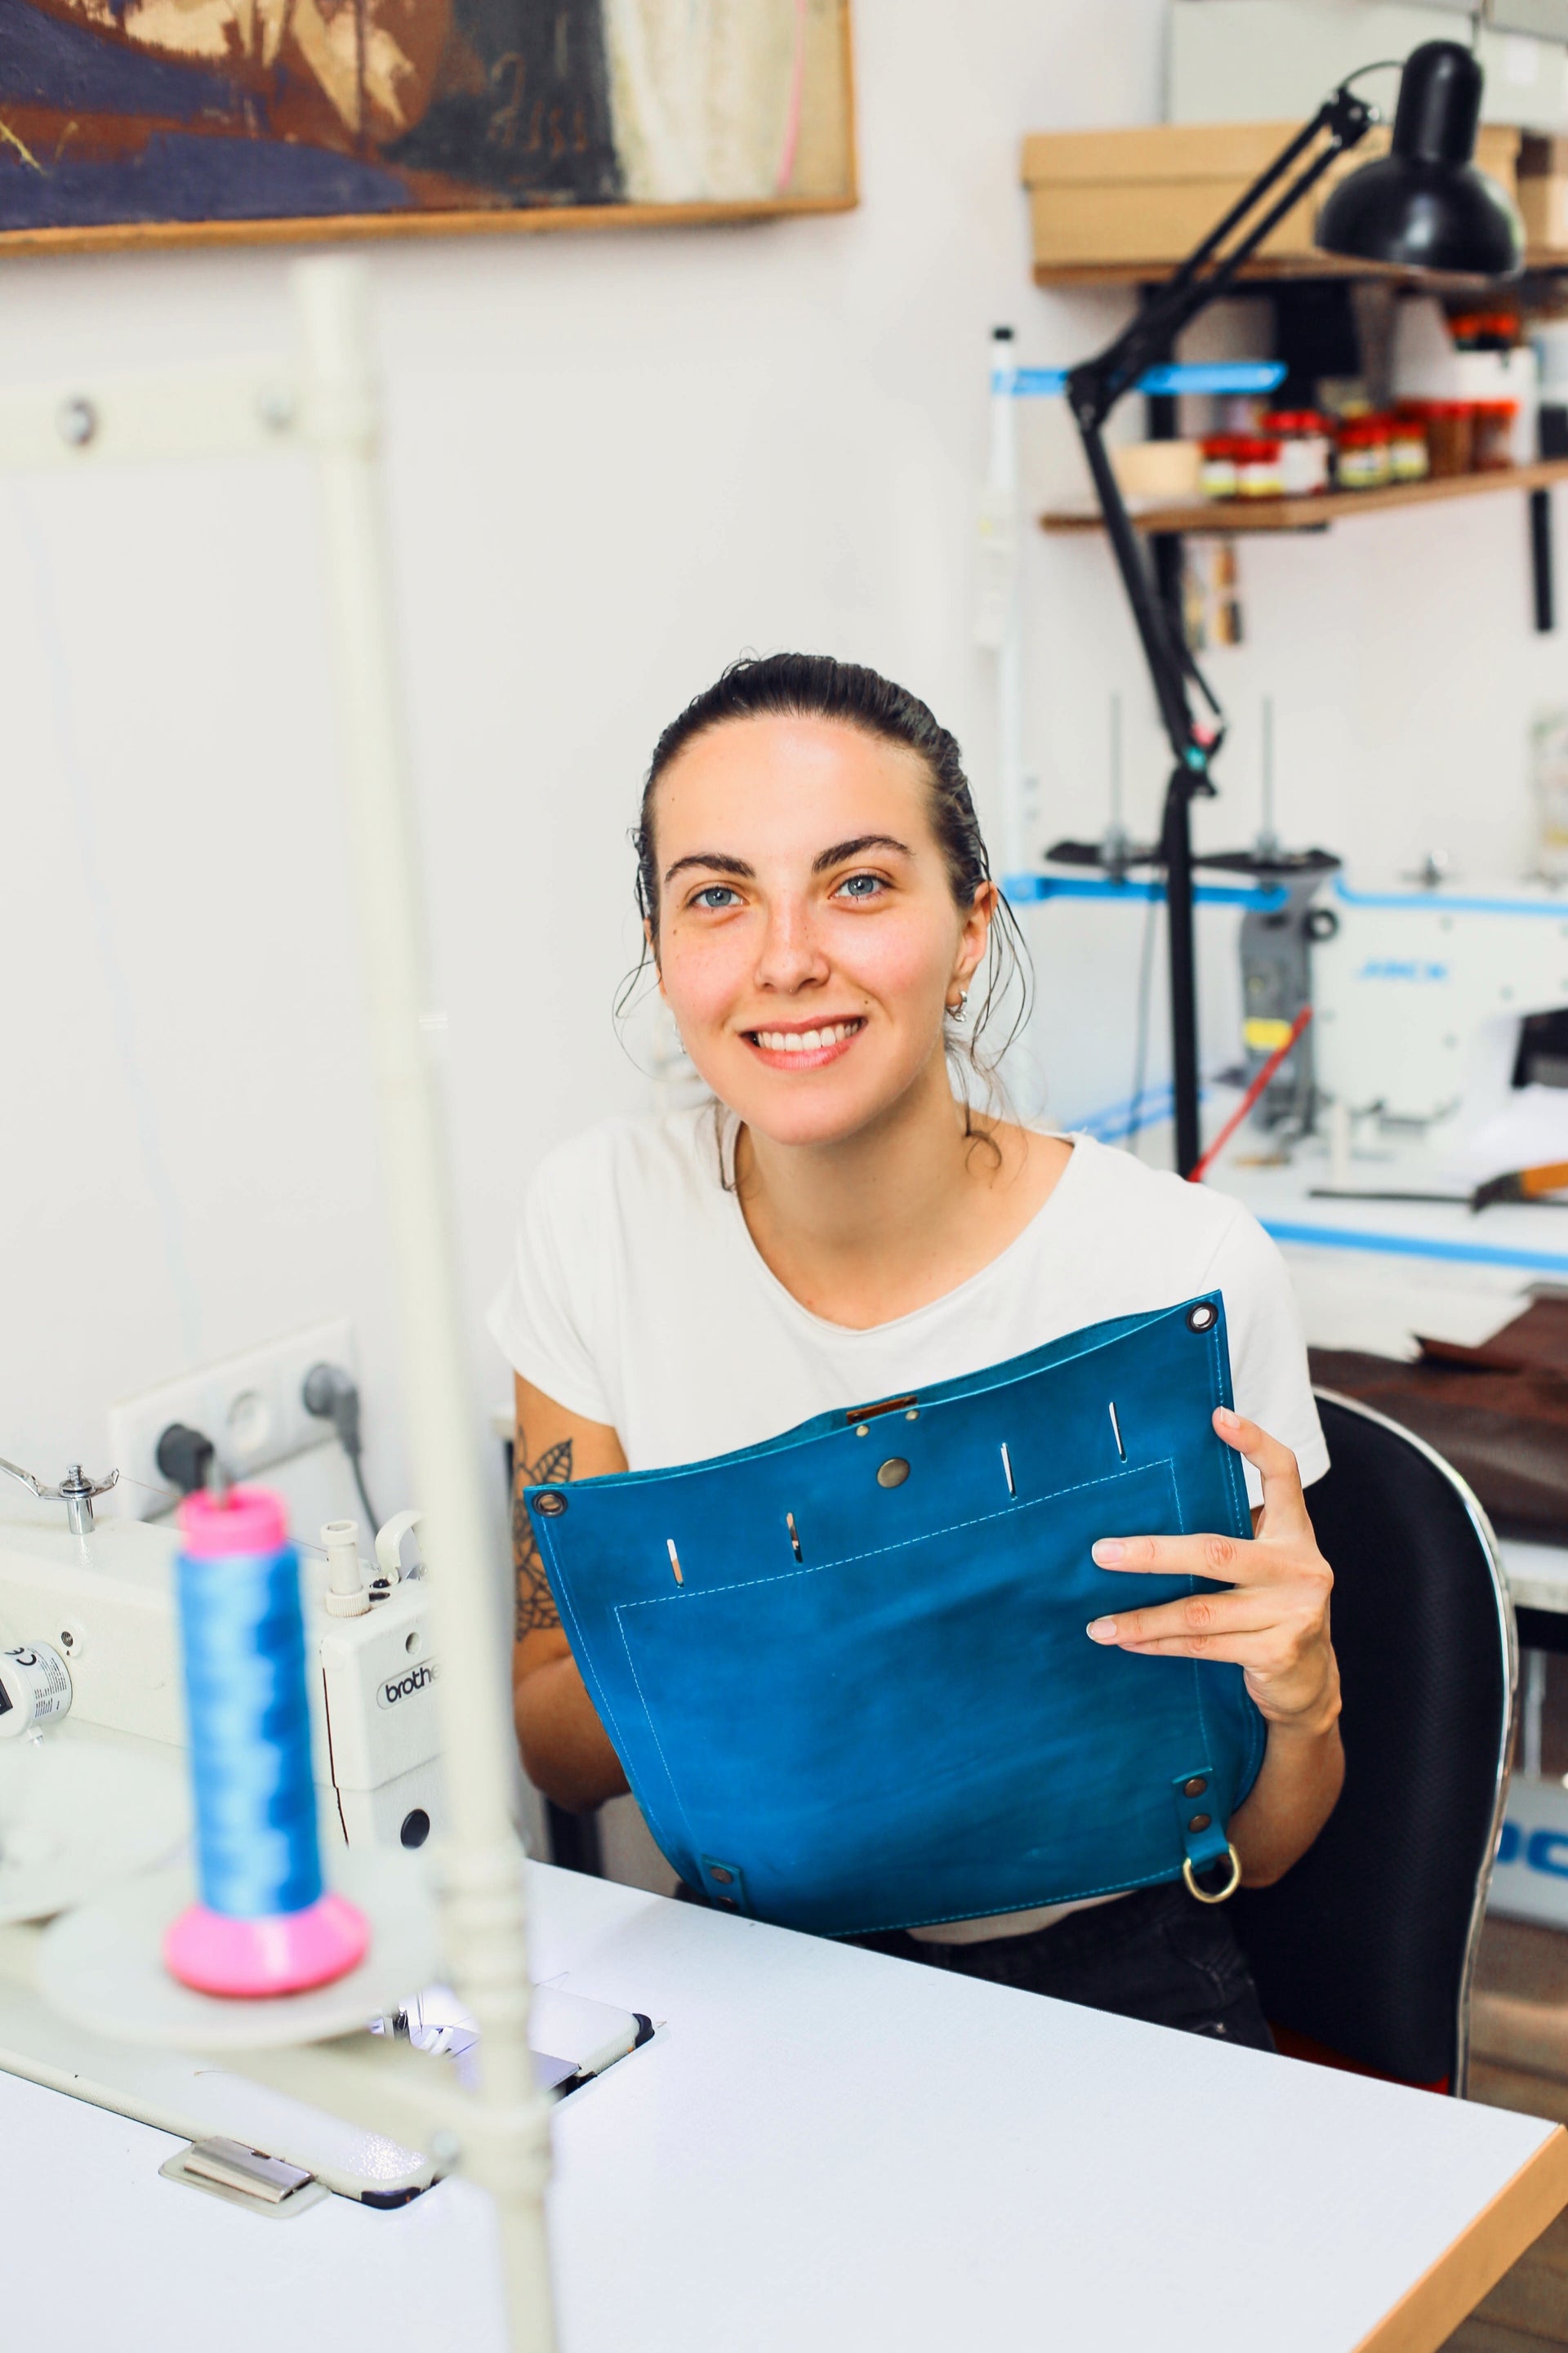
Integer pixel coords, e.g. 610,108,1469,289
0,1471,646,2207
0,1475,443,1853
1247,873,1568,1179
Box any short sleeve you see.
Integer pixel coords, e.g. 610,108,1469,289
1200,1204,1329,1508
487,1139,615,1427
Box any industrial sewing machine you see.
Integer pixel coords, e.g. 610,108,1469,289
1242,872,1568,1180
0,1465,646,2209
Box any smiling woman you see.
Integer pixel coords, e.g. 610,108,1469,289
489,651,1343,2046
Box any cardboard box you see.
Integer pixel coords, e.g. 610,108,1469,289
1022,119,1521,273
1521,134,1568,249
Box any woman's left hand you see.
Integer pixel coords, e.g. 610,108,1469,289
1085,1407,1339,1733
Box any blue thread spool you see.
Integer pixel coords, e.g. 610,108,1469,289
164,1486,368,1997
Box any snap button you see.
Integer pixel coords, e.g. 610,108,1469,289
1183,1776,1208,1798
876,1458,911,1489
536,1491,568,1516
1188,1812,1212,1834
709,1865,734,1885
1185,1302,1217,1333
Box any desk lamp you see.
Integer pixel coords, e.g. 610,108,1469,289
1062,41,1522,1175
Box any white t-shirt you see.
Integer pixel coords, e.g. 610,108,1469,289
489,1107,1328,1940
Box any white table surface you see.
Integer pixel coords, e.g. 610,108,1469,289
4,1861,1564,2353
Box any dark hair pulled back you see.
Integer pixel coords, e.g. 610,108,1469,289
625,651,1031,1137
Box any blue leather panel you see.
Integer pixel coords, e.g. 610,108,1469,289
529,1293,1266,1937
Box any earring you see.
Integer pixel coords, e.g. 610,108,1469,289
947,991,968,1021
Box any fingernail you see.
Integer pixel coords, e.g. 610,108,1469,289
1092,1540,1126,1565
1086,1617,1117,1642
1214,1407,1240,1430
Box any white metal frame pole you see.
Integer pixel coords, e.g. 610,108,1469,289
978,327,1026,883
293,256,555,2351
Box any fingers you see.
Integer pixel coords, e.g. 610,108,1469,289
1086,1589,1278,1651
1091,1530,1266,1581
1212,1407,1311,1535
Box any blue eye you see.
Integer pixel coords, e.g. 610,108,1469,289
836,873,884,901
693,885,740,910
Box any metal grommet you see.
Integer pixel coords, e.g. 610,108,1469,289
1183,1776,1208,1798
536,1491,567,1516
876,1458,911,1489
1182,1844,1242,1905
1185,1302,1217,1333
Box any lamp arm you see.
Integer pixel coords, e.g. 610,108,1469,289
1067,87,1376,433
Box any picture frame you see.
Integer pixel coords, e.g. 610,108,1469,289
0,0,856,252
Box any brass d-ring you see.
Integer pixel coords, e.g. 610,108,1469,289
1182,1843,1242,1905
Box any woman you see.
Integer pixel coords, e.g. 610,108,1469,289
491,653,1342,2048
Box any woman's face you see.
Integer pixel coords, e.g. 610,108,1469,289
651,714,993,1149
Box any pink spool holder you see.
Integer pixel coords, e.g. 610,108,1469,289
164,1486,371,1999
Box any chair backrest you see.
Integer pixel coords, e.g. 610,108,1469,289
1230,1389,1516,2093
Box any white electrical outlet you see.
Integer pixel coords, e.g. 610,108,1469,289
107,1319,356,1521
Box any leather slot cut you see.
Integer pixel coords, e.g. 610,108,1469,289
1108,1402,1125,1462
666,1538,684,1586
786,1512,804,1562
843,1393,918,1426
1000,1442,1015,1497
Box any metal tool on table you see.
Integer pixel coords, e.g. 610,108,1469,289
1311,1160,1568,1211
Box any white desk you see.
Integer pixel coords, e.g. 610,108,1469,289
5,1861,1566,2353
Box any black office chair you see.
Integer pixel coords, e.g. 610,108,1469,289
1231,1388,1517,2095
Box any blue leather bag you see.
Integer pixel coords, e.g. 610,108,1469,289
527,1291,1266,1938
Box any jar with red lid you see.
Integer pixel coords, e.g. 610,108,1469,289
1261,411,1331,495
1335,416,1392,491
1235,436,1284,497
1472,399,1518,470
1200,433,1242,499
1388,412,1430,483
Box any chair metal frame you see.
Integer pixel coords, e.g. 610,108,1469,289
1313,1387,1519,2097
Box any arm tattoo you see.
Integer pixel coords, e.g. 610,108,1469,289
513,1429,573,1640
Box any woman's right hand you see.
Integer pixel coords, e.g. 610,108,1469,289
511,1374,630,1811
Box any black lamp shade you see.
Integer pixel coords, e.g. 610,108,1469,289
1317,42,1524,277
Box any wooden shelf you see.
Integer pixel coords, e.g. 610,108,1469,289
1031,249,1568,292
1041,457,1568,536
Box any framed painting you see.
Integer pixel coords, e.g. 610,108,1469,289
0,0,855,249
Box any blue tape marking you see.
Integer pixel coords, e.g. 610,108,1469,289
1004,871,1287,911
996,362,1286,399
1333,877,1568,919
1263,1220,1568,1277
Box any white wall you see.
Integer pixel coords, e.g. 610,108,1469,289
2,0,1560,1541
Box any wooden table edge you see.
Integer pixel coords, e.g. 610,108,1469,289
1351,2119,1568,2353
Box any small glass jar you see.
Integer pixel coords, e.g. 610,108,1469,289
1261,411,1331,496
1422,401,1475,478
1336,417,1392,491
1200,435,1241,499
1235,436,1284,497
1388,412,1430,483
1472,399,1518,470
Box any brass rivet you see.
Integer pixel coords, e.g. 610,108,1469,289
536,1491,567,1516
905,1408,919,1421
1183,1776,1207,1798
1188,1812,1212,1834
710,1865,733,1885
855,1424,870,1437
876,1457,911,1489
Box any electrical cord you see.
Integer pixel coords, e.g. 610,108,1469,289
302,1362,378,1533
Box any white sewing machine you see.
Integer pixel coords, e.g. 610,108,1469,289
0,1469,443,1853
1284,873,1568,1179
0,1468,646,2208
